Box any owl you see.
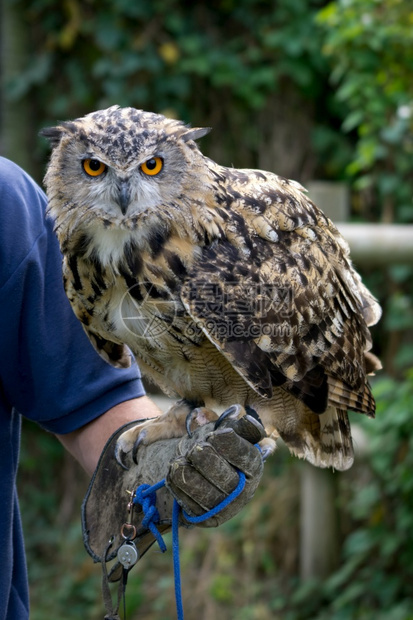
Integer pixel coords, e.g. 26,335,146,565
41,105,381,471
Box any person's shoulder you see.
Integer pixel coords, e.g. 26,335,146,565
0,156,29,178
0,156,46,208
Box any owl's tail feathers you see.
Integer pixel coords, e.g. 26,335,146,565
364,350,382,375
327,370,379,418
314,406,354,471
281,405,354,472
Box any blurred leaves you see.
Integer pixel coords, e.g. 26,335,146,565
316,0,413,377
6,0,332,172
317,0,413,223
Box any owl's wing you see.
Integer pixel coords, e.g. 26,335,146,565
63,256,133,369
181,167,381,418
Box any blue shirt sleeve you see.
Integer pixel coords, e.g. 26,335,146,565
0,156,145,434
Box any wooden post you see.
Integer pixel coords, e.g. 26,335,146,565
307,181,350,222
300,465,339,580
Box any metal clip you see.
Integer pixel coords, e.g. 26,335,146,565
120,489,136,541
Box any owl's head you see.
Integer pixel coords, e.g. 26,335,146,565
41,106,211,251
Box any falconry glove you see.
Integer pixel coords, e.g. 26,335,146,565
82,410,265,582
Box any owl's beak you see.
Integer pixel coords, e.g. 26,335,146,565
118,180,131,215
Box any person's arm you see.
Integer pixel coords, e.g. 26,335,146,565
56,395,161,476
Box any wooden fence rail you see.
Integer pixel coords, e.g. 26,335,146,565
337,224,413,265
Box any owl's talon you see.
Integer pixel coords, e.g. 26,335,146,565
185,411,194,438
259,446,272,461
132,429,147,464
184,406,220,437
245,405,259,420
114,446,130,471
184,408,203,437
214,404,243,430
257,437,277,461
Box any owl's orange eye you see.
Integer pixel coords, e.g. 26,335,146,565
140,157,163,176
83,159,107,177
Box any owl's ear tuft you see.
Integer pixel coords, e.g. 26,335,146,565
182,127,211,143
39,126,65,148
40,121,79,147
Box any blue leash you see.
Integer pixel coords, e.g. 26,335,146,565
133,471,247,620
133,480,168,552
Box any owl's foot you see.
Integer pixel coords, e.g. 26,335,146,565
214,404,276,460
115,400,218,468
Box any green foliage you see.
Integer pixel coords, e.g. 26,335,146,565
317,0,413,222
317,0,413,375
329,371,413,616
276,371,413,620
7,0,338,175
17,0,327,116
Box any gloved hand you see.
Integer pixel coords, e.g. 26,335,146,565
82,407,265,582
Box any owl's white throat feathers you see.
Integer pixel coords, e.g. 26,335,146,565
83,224,138,267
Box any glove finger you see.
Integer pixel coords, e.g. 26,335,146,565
185,442,240,493
167,455,231,513
207,428,263,478
215,414,266,444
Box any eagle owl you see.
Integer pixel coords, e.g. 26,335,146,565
42,105,381,471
